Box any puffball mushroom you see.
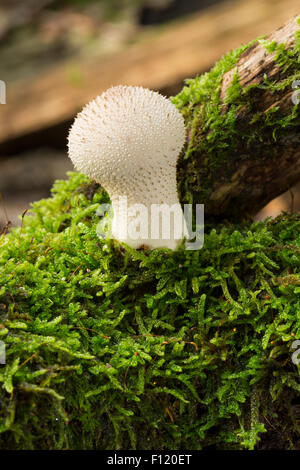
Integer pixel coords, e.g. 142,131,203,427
68,85,188,250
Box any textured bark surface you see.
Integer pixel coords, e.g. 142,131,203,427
178,16,300,220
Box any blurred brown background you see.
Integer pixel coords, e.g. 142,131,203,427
0,0,299,229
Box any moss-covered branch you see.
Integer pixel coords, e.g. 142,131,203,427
174,16,300,220
0,173,299,449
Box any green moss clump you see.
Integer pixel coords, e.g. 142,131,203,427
0,172,299,450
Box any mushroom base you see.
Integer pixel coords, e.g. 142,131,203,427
110,197,189,250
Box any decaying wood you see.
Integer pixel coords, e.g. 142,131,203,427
0,0,299,149
179,16,300,220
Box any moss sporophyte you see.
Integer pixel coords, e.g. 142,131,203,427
0,26,300,449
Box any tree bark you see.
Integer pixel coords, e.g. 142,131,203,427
177,16,300,220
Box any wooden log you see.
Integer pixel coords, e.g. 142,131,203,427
0,0,299,148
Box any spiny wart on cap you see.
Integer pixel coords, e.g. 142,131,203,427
68,85,187,250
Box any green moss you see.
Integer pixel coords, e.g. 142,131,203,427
0,172,299,449
172,42,253,164
259,38,299,72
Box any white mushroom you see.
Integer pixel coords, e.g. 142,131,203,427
68,85,187,250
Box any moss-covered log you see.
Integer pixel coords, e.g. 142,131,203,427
175,16,300,220
0,17,300,451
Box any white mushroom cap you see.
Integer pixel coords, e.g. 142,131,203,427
68,85,187,249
